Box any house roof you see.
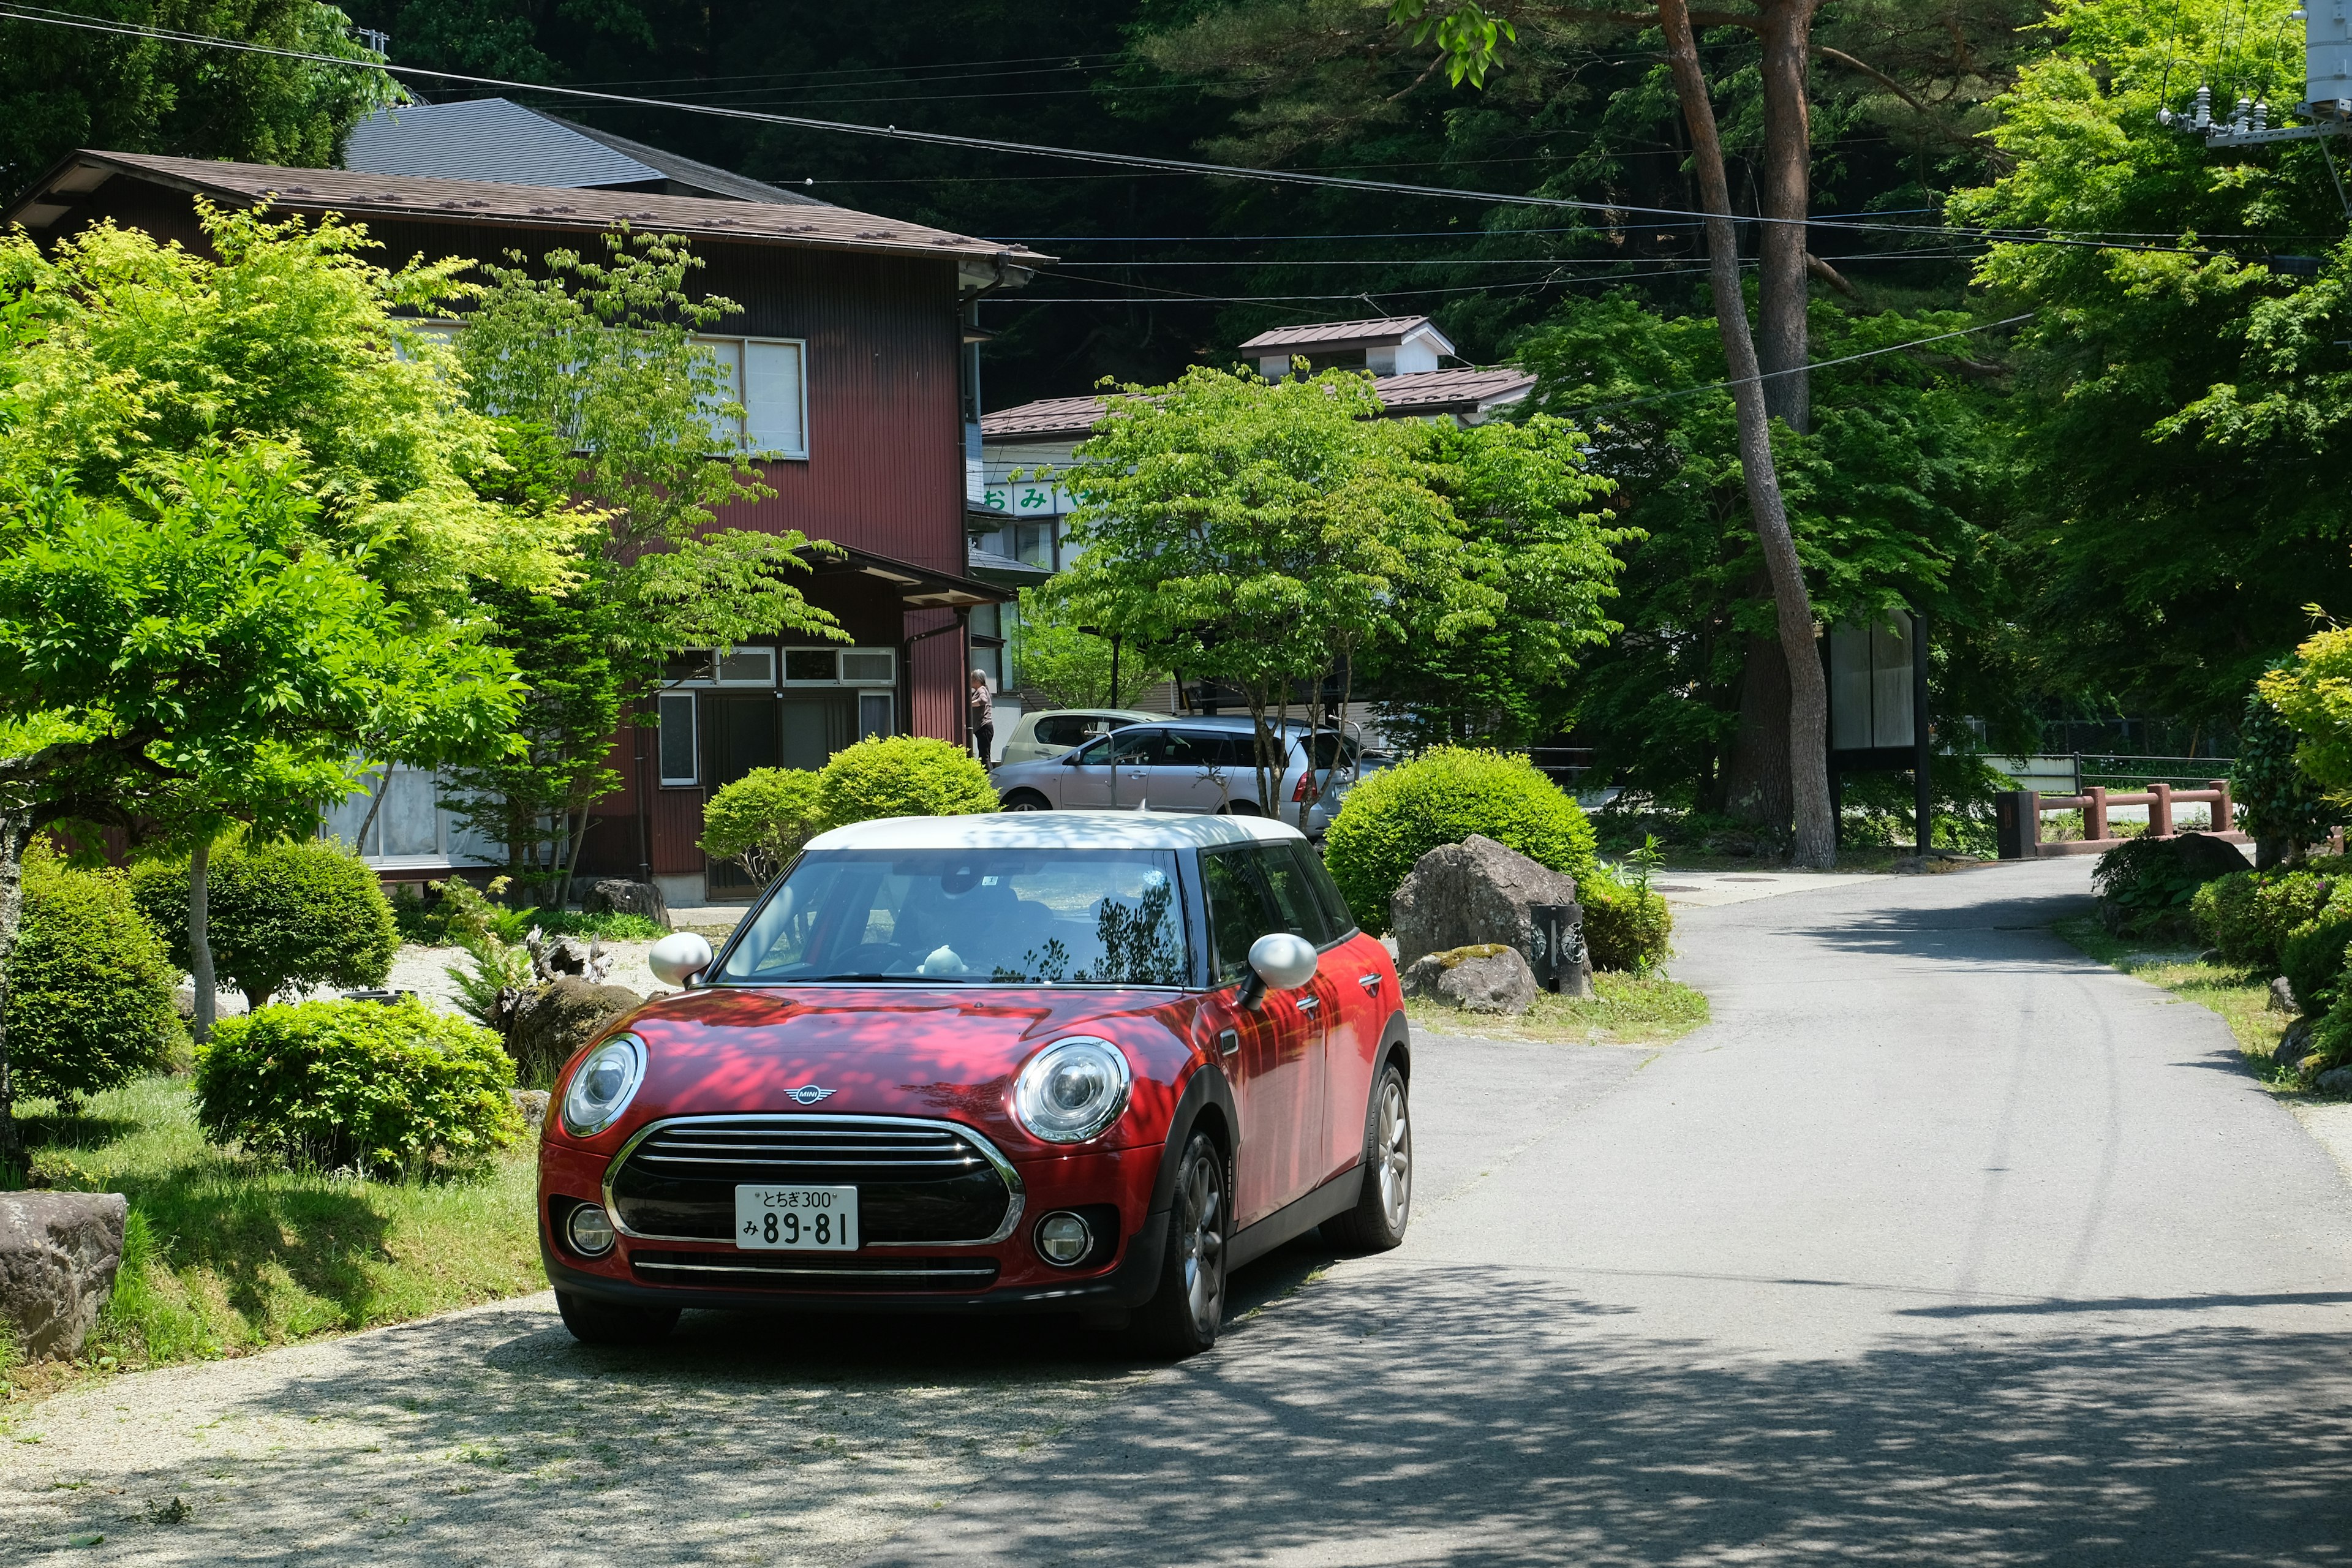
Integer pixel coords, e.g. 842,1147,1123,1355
344,98,826,206
4,151,1052,274
1237,315,1452,355
979,366,1534,442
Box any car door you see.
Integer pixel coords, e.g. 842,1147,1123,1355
1286,840,1386,1185
1057,732,1118,808
1141,729,1226,813
1197,845,1328,1228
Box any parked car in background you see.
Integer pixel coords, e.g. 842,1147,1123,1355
997,708,1164,766
992,716,1372,836
538,811,1411,1358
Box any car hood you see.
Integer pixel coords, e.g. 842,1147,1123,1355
582,984,1202,1157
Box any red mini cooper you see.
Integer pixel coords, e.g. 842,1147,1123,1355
538,812,1411,1357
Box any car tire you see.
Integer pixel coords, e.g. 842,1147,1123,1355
1217,799,1261,817
1000,790,1052,812
556,1289,680,1347
1131,1131,1228,1359
1322,1060,1411,1254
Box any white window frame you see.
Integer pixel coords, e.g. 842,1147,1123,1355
781,646,897,688
663,647,775,688
695,334,810,461
657,692,700,786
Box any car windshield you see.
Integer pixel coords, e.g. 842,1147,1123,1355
717,849,1191,986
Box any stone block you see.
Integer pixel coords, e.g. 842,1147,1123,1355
0,1191,127,1360
1400,943,1539,1016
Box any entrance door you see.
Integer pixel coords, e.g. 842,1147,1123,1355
779,693,853,772
703,695,780,897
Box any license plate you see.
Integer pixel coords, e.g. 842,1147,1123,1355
733,1185,859,1251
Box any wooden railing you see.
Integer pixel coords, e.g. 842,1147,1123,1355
1999,780,2250,859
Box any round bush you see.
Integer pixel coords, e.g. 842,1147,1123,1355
194,997,522,1175
2234,688,2343,860
699,766,823,885
2282,913,2352,1017
5,844,186,1106
815,736,998,829
1581,872,1673,973
1324,748,1597,935
132,837,398,1006
2188,867,2332,970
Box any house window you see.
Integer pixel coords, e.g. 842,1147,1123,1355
696,336,810,460
663,647,774,687
658,693,699,786
320,764,499,867
783,647,897,687
859,693,894,739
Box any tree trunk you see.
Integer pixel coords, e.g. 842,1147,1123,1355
1713,618,1794,835
189,837,218,1042
0,810,31,1162
1659,0,1837,869
1755,0,1819,434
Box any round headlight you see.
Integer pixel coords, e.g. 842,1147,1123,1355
561,1034,647,1137
1013,1037,1132,1145
566,1203,616,1257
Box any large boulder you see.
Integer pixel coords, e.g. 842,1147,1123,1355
507,977,642,1084
581,878,671,931
0,1191,127,1360
1390,835,1594,997
1400,943,1539,1016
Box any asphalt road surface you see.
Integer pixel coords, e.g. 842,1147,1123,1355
10,858,2350,1565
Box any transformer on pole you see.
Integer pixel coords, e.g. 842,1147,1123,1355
2160,4,2352,148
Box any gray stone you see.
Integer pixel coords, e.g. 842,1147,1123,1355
527,930,612,986
2316,1066,2352,1095
507,977,642,1085
511,1090,551,1131
1400,944,1539,1016
2270,976,2301,1014
0,1191,127,1360
2275,1016,2318,1070
1390,835,1594,997
581,879,671,930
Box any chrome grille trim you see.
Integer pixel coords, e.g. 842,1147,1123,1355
602,1114,1024,1248
629,1256,1001,1287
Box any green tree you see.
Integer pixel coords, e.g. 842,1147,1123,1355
1952,0,2352,723
698,767,823,888
0,444,520,1148
1009,588,1168,710
0,2,398,197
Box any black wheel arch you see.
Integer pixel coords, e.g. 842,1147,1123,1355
1149,1060,1238,1216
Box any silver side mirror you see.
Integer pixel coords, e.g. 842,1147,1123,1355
647,931,715,988
1248,932,1318,991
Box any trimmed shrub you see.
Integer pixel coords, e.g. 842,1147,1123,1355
132,837,399,1006
2188,867,2332,969
2282,913,2352,1016
1324,748,1597,935
2094,834,2252,940
816,736,997,829
193,997,522,1175
6,844,186,1106
701,766,824,885
1581,870,1673,973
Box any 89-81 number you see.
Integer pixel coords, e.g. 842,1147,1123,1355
732,1184,859,1251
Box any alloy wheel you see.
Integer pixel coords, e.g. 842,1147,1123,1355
1374,1077,1411,1231
1177,1142,1226,1335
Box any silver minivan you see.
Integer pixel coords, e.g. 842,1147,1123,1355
992,716,1368,835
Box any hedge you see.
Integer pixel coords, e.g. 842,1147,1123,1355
2282,911,2352,1017
194,997,522,1176
1582,872,1673,973
1324,748,1596,935
2189,868,2332,970
816,735,997,828
6,843,186,1106
700,767,825,885
132,836,399,1006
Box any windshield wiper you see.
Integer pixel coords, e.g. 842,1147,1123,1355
807,972,973,983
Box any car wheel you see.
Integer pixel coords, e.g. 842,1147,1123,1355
1000,790,1052,812
1323,1061,1411,1254
1133,1131,1227,1358
1217,799,1261,817
556,1289,680,1347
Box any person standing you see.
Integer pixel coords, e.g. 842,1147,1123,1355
968,669,996,765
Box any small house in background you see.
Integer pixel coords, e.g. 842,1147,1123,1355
971,317,1536,725
6,130,1050,907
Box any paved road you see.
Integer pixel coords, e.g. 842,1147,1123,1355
10,859,2351,1564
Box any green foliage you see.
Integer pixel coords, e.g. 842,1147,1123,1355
0,2,398,203
2186,868,2330,968
1323,747,1597,934
815,737,999,829
445,938,531,1032
2304,1001,2352,1077
2094,835,2250,934
2232,683,2343,854
1580,868,1673,974
1951,0,2352,724
193,998,521,1175
6,844,184,1107
1010,588,1167,709
699,767,824,887
1836,756,2016,856
2281,913,2352,1017
130,836,398,1008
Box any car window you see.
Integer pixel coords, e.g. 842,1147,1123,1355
721,850,1188,985
1304,733,1360,772
1032,715,1093,748
1199,845,1322,982
1178,731,1250,771
1069,733,1114,765
1110,727,1164,763
1287,840,1357,941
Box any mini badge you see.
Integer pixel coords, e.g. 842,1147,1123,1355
783,1085,838,1106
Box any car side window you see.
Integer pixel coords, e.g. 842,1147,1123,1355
1033,715,1088,748
1199,848,1278,984
1256,845,1329,945
1111,728,1163,764
1069,734,1114,765
1287,841,1357,942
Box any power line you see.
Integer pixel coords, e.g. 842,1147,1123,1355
1549,314,2037,418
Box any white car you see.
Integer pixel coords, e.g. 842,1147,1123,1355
991,717,1369,835
997,708,1164,767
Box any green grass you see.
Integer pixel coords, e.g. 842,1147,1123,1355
7,1074,542,1396
2054,916,2298,1083
1407,971,1711,1047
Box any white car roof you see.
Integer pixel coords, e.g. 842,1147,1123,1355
805,810,1308,853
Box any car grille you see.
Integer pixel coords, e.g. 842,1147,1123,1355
607,1116,1018,1246
627,1251,1001,1292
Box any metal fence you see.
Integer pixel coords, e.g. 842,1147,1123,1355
1991,754,2236,794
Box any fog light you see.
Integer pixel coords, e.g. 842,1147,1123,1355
566,1203,616,1257
1034,1211,1094,1267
